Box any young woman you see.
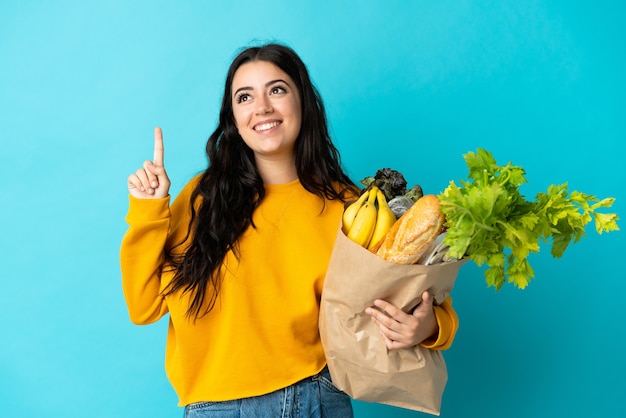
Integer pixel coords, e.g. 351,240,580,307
121,43,458,417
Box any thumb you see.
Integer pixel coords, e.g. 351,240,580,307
413,291,434,316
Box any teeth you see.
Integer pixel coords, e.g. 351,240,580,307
255,121,280,132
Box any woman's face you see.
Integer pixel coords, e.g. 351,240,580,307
231,60,302,163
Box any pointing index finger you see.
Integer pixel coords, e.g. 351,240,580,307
153,126,164,167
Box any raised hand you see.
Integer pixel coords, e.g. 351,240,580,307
127,127,171,199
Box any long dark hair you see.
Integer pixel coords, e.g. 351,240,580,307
163,43,356,319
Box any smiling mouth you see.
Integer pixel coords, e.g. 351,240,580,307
254,121,281,132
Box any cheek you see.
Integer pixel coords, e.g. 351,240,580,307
293,107,303,132
279,99,301,124
232,111,248,135
292,100,303,126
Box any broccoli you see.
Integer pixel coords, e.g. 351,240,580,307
360,168,408,201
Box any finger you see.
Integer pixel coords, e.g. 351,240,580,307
377,329,397,349
153,126,164,167
143,160,159,189
412,291,434,316
379,327,411,350
373,299,408,322
371,315,405,341
422,291,433,306
134,167,154,194
127,173,145,192
385,338,411,350
366,305,403,334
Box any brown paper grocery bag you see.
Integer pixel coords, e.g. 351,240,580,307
319,227,466,415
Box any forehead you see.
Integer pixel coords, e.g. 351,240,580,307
232,60,295,88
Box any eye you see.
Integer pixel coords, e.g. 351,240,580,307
270,85,287,95
235,92,251,104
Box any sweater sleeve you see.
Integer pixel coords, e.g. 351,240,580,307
120,176,199,325
120,195,172,325
419,297,459,351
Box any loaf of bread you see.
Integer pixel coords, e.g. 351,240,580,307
376,194,445,264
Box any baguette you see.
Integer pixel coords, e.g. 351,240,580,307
376,194,445,264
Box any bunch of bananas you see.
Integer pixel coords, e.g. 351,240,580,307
342,186,397,251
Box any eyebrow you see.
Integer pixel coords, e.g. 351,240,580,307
233,79,290,97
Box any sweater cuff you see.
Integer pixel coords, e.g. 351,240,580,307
419,297,458,351
126,195,171,223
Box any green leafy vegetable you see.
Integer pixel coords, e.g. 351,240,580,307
360,168,409,201
438,148,620,290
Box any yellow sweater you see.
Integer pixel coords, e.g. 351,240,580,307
120,177,458,406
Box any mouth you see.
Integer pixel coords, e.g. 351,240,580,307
254,121,281,132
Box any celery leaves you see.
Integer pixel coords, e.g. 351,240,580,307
438,149,620,290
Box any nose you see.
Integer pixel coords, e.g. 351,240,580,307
255,95,273,114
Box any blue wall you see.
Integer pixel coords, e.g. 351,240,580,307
1,1,624,417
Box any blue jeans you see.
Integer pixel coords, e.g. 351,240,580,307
183,367,353,418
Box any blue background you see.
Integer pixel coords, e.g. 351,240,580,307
1,1,624,417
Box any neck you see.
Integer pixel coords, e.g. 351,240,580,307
255,156,298,185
